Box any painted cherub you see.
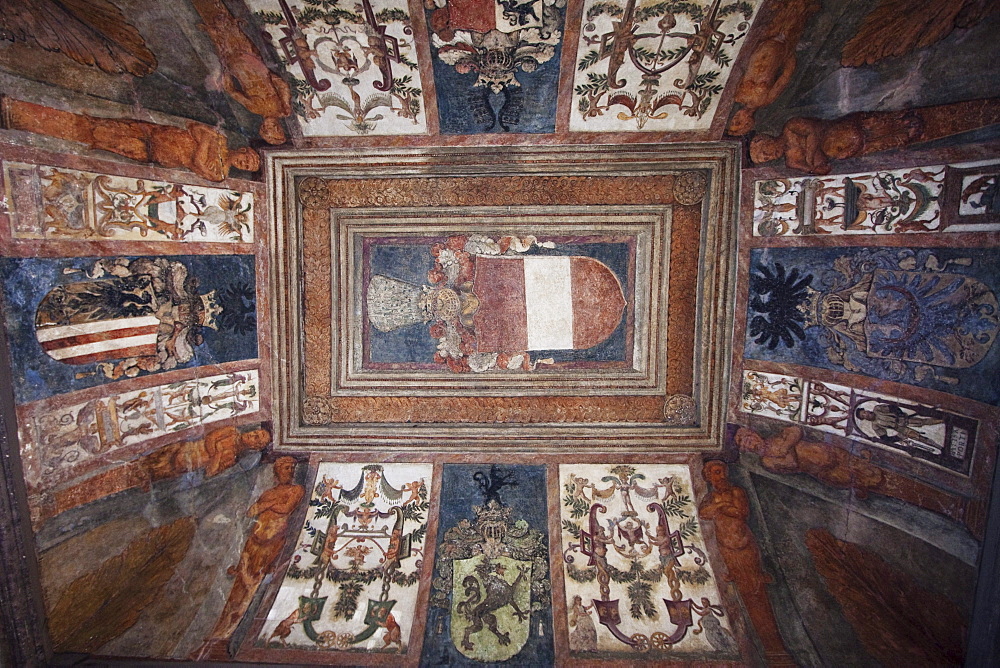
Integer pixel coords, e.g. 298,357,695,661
316,475,343,503
401,479,424,504
567,475,593,503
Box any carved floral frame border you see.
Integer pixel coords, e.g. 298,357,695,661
266,144,739,451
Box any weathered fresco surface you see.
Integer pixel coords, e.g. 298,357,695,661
1,0,999,665
750,0,1000,138
423,464,551,666
0,2,270,155
743,246,1000,404
559,463,737,660
743,465,977,666
0,146,271,661
33,430,283,660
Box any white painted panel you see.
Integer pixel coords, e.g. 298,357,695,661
523,256,573,350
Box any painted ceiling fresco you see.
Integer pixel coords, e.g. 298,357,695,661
269,144,734,450
237,0,762,137
0,0,999,666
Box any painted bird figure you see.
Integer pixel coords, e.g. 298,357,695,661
267,608,300,646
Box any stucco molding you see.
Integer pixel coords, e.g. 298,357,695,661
266,143,739,451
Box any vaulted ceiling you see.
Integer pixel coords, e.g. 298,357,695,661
1,0,999,665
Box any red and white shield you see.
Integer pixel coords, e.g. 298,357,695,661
472,255,626,352
36,316,160,365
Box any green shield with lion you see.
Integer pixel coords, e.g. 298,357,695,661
450,554,532,662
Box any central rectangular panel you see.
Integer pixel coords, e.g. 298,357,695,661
335,207,667,395
267,144,738,450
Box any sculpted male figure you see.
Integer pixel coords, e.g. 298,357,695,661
33,426,271,523
145,425,272,482
735,425,973,524
698,460,795,666
698,461,769,595
735,425,885,497
201,456,304,649
1,97,259,182
190,0,293,144
749,98,1000,175
749,110,922,175
727,0,820,136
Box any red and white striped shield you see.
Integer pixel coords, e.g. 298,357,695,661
36,316,160,366
472,255,626,352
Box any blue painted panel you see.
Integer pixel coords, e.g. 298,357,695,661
743,247,1000,405
0,255,258,404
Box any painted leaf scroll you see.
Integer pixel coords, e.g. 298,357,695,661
247,0,427,136
559,463,737,660
571,0,760,132
256,462,432,655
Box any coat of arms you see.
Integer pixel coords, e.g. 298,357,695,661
748,249,1000,379
428,465,550,662
427,0,564,131
257,463,431,652
34,257,254,381
367,234,626,373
